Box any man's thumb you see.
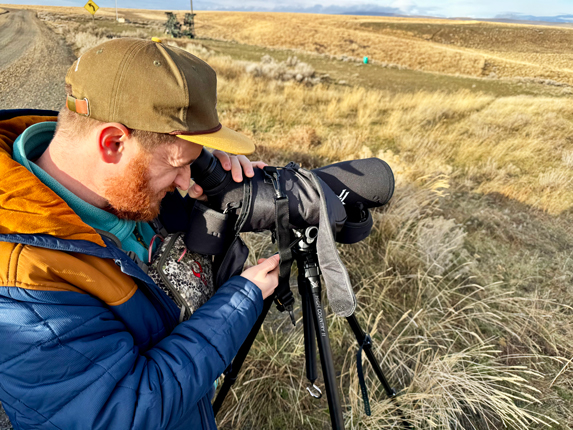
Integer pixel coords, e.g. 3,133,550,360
188,183,203,198
261,254,280,272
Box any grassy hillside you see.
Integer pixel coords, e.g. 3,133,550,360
190,13,573,84
12,7,573,428
205,55,573,428
11,5,573,84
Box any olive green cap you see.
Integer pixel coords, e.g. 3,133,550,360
65,37,255,155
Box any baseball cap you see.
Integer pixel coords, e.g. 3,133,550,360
65,38,255,155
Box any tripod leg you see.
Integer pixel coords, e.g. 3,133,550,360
308,280,345,430
213,297,274,416
347,314,412,429
347,314,396,398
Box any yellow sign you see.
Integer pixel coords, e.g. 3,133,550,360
84,0,99,15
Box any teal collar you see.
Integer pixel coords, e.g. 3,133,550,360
13,122,137,244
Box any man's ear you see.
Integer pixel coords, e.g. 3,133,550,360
97,123,130,164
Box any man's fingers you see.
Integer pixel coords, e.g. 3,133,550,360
188,184,208,201
251,161,268,170
213,150,231,170
230,156,242,182
238,155,255,178
189,183,203,195
214,151,261,182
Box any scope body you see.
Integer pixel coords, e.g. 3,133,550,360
187,149,395,316
191,148,394,229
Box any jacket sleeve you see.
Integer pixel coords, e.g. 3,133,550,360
0,275,263,430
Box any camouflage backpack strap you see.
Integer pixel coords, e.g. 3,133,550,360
147,232,215,323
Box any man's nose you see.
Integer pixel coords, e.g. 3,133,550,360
174,165,191,191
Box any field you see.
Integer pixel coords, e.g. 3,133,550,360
13,4,573,85
4,6,573,429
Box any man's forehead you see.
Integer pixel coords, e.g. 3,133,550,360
155,138,203,166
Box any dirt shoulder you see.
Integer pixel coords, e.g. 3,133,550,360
0,9,39,71
0,9,75,110
0,403,10,430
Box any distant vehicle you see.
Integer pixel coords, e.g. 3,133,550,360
164,12,195,39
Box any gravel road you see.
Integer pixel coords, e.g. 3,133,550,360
0,8,75,110
0,8,77,428
0,404,9,430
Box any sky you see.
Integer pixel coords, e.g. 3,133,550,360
6,0,573,19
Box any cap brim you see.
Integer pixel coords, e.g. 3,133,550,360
176,126,255,155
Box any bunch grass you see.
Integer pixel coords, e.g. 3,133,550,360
37,14,573,428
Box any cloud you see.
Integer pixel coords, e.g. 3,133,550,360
391,0,417,14
190,0,441,16
191,1,398,14
392,0,441,15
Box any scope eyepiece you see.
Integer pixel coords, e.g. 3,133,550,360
191,148,234,195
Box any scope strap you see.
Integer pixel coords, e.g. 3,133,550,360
263,166,295,324
234,179,252,234
357,334,372,416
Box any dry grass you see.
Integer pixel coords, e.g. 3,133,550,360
185,12,573,86
226,179,572,429
14,4,573,85
37,11,162,55
180,40,573,425
201,56,573,213
30,10,573,429
173,42,323,84
197,46,573,430
245,55,322,84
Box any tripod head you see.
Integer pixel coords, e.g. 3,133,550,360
293,227,319,252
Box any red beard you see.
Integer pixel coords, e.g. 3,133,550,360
103,152,176,221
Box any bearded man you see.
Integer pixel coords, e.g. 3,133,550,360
0,38,279,429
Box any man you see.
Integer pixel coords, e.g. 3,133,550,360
0,37,279,429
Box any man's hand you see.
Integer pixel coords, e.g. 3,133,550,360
240,254,280,299
188,150,267,200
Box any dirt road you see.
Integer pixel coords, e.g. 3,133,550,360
0,405,9,430
0,9,76,427
0,8,75,110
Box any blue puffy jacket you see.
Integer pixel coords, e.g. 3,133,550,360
0,110,262,429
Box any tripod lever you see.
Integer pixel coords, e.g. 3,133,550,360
287,306,296,326
275,298,296,326
306,383,323,399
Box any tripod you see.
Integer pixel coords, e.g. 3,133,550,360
213,227,409,429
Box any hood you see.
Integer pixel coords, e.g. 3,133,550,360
0,115,105,246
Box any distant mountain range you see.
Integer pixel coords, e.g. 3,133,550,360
335,10,573,25
492,14,573,23
335,10,573,24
